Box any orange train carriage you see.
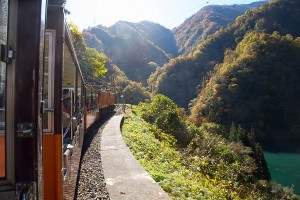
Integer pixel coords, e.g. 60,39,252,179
0,2,116,200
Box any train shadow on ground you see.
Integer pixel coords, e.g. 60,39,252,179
74,111,117,199
81,112,116,156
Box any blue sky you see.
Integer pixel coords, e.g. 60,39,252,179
65,0,267,30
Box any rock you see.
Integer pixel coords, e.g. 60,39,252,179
75,119,111,200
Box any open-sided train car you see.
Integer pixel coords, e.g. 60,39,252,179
0,2,116,199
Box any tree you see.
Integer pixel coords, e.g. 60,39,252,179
140,94,192,145
68,23,107,82
191,31,300,150
254,143,271,180
123,82,150,105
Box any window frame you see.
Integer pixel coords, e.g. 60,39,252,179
43,30,56,133
0,0,16,190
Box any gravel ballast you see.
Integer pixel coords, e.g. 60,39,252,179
75,117,112,200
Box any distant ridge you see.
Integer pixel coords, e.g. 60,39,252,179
173,1,268,54
83,21,178,85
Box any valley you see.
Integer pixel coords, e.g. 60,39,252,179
79,0,300,197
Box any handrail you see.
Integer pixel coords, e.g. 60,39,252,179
62,106,83,139
44,108,54,112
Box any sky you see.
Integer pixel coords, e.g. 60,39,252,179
65,0,266,30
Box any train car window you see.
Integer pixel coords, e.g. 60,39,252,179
76,73,82,113
92,89,95,110
86,87,92,112
88,88,99,111
63,41,76,88
62,88,72,143
63,40,77,143
43,30,55,133
94,90,99,109
95,90,99,109
0,0,8,179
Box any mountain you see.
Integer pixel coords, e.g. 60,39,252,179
102,58,151,105
83,1,265,86
130,20,179,57
173,1,267,55
190,31,300,152
149,0,300,109
83,21,178,85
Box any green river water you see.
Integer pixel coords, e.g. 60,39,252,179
264,152,300,195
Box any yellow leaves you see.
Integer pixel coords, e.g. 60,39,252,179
293,37,300,49
213,84,222,93
229,83,239,91
192,49,201,58
200,102,206,109
85,47,107,77
231,77,238,83
95,67,107,77
68,22,108,79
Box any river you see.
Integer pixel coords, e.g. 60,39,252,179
264,152,300,195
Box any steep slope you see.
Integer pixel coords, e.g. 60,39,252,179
84,21,178,85
173,1,267,55
132,20,179,57
82,28,105,53
100,58,151,105
83,25,114,53
149,0,300,109
190,31,300,152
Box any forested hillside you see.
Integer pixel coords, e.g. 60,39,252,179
102,58,151,104
82,1,264,87
132,20,179,57
83,21,178,85
122,95,299,199
173,1,266,54
74,0,300,196
149,0,300,109
190,31,300,151
68,23,150,104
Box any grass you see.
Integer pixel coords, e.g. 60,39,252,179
122,108,300,200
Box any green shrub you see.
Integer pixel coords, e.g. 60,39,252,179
139,94,192,146
122,110,300,199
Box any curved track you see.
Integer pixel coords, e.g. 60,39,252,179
75,114,114,200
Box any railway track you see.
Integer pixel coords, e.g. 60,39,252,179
75,115,113,200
